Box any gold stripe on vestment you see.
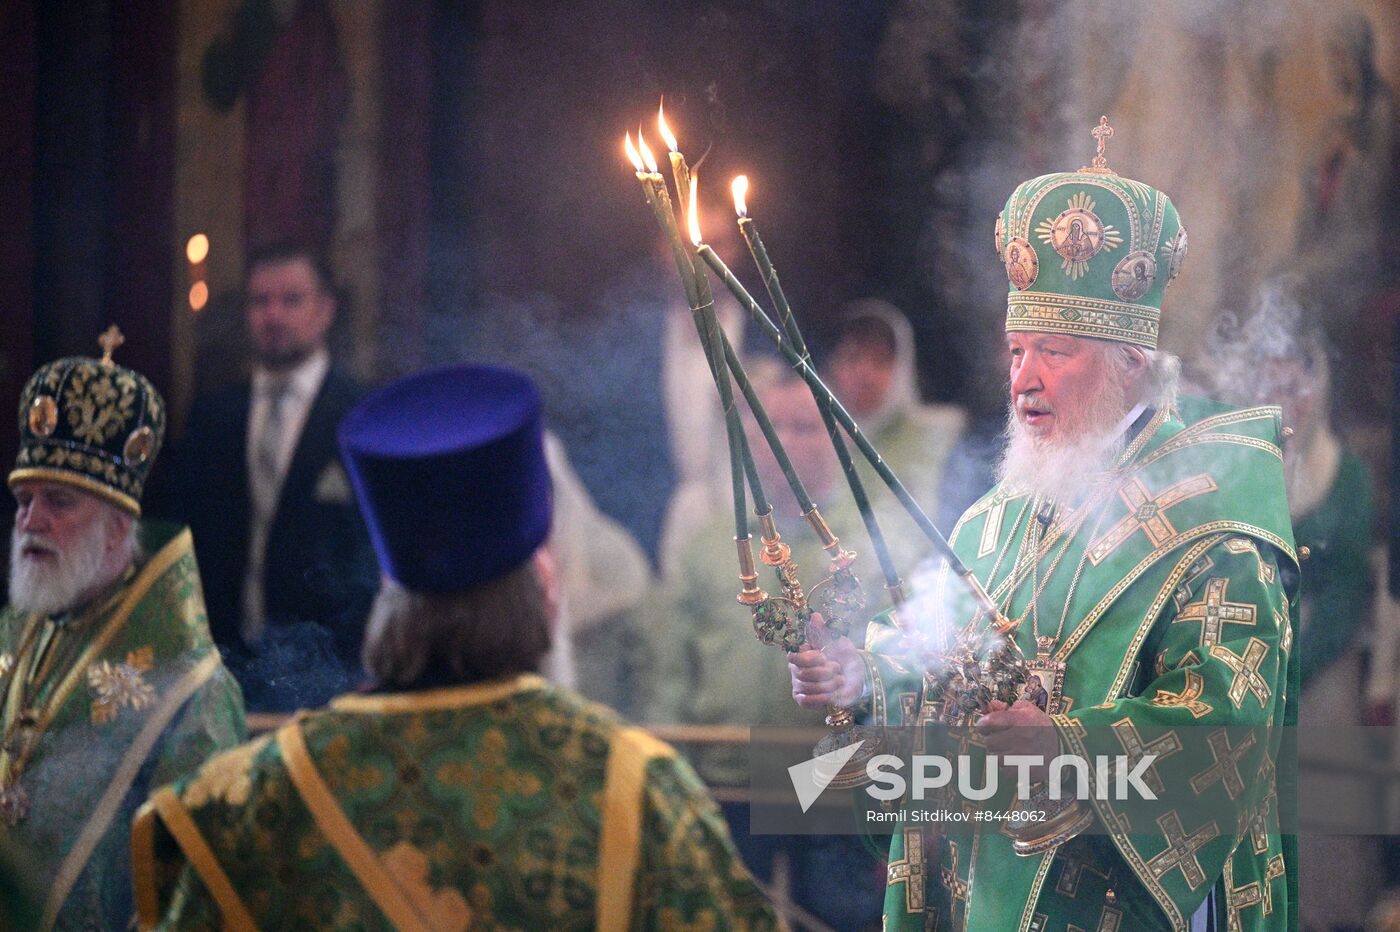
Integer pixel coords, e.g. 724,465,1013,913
328,672,548,714
140,787,257,931
278,720,432,932
47,652,220,929
597,726,677,930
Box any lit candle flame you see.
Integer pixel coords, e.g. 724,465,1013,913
624,132,644,172
688,175,702,246
637,130,659,173
731,176,749,218
658,99,679,153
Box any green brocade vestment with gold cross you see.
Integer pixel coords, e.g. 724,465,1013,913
133,673,779,931
0,523,248,931
861,399,1300,932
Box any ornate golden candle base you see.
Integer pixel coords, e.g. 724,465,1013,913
812,705,884,789
1006,787,1094,857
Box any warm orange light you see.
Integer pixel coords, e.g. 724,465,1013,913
189,280,209,312
688,175,702,246
636,131,659,174
731,176,749,218
185,233,209,265
658,100,679,153
624,132,644,171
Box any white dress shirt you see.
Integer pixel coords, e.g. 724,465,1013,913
242,348,330,642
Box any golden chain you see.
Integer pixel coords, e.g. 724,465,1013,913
1008,501,1083,639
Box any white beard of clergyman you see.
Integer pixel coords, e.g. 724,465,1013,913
996,371,1129,507
8,525,109,617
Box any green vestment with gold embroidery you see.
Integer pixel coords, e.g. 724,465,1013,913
133,673,779,931
862,400,1299,932
0,523,248,931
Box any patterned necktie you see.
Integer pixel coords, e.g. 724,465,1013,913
244,378,291,641
252,379,290,515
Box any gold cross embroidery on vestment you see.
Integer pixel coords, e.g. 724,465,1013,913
1110,719,1182,796
942,839,970,927
886,827,926,912
1087,474,1217,566
1224,853,1286,932
1189,729,1257,800
1173,578,1257,649
1056,856,1112,897
1149,669,1214,719
1146,812,1220,890
1209,639,1272,709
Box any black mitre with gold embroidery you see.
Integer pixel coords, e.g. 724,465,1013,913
8,325,165,516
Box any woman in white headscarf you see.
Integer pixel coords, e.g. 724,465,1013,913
826,298,966,544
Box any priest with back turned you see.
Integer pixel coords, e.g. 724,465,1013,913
134,363,778,930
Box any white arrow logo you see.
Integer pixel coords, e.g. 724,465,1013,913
787,740,866,813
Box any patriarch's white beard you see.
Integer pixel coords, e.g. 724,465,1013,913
996,371,1129,506
8,526,110,617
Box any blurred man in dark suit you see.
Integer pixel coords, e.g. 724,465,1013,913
159,243,376,711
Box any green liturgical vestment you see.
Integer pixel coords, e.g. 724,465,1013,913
862,400,1300,931
0,524,248,931
134,673,779,930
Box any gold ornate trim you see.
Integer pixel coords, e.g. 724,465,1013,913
857,650,888,727
1134,407,1282,469
1103,535,1226,701
1057,522,1287,664
329,673,548,714
1006,292,1159,348
6,466,141,516
1017,851,1059,932
131,798,160,928
47,653,221,929
1055,718,1188,931
143,787,257,931
597,726,677,930
278,722,432,931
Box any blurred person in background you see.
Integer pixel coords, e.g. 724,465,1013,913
644,358,922,929
1206,289,1381,930
826,299,966,537
156,242,377,712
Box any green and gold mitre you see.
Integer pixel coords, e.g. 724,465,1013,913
9,325,166,515
995,116,1187,349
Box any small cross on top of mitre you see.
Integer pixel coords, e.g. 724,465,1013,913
98,325,125,367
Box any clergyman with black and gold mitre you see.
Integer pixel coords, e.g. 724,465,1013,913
790,120,1299,930
132,364,778,930
0,327,247,930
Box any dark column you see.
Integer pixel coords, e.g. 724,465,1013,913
107,0,177,392
34,0,112,363
0,1,36,486
371,0,437,380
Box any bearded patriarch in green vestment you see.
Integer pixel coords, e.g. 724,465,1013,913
790,125,1298,931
